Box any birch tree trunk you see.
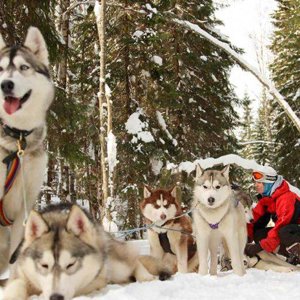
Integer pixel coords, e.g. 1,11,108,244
95,0,110,220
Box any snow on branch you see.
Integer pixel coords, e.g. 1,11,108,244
171,18,300,133
166,154,300,196
166,154,276,174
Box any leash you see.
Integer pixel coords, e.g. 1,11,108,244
111,205,199,239
17,137,29,225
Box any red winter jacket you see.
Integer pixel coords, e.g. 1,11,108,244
247,180,300,252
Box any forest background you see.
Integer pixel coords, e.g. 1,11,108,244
0,0,298,236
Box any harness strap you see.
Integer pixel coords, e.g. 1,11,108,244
159,232,175,255
0,156,20,226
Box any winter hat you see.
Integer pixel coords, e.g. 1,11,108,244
252,168,278,183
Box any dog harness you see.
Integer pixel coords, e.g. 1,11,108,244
0,123,31,226
0,156,20,226
159,232,176,255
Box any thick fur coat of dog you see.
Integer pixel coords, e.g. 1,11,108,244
192,165,247,276
0,27,54,275
3,204,171,300
141,186,198,273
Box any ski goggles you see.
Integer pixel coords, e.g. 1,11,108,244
252,171,277,183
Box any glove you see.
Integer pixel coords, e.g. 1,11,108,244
245,243,263,257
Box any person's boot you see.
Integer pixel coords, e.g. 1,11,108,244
286,243,300,265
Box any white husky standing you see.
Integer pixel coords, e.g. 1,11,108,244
192,165,247,276
0,27,54,275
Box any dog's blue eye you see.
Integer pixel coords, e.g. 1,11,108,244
20,65,30,71
215,186,221,190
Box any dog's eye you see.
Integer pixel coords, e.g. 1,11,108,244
20,65,30,71
215,185,221,190
0,66,3,72
41,263,49,269
66,260,76,269
203,185,208,189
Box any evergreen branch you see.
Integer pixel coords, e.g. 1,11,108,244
239,140,283,146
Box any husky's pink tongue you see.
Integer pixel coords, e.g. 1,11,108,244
3,97,20,115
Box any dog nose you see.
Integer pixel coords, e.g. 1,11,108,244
208,197,215,205
160,213,166,220
1,80,14,94
50,293,64,300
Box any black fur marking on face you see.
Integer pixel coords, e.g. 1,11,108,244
36,65,50,78
8,45,20,66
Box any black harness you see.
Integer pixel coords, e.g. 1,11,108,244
1,123,32,164
158,232,175,255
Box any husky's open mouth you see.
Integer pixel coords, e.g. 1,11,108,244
3,90,32,115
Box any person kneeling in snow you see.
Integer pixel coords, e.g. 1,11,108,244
246,170,300,265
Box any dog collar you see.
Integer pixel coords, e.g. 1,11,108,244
2,124,33,140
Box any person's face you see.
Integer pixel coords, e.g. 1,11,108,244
254,181,264,194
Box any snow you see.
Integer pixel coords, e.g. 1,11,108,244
166,154,300,196
125,109,154,143
69,270,300,300
152,55,163,66
107,131,118,176
93,1,101,22
200,55,208,61
156,111,178,146
150,157,164,176
2,240,300,300
102,215,118,233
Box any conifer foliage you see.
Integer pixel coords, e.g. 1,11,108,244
0,1,242,230
270,0,300,185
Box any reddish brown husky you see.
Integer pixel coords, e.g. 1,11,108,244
140,186,198,273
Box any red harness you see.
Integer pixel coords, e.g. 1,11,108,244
0,156,20,226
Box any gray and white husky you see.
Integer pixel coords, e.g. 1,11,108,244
0,27,54,275
192,165,247,276
3,204,171,300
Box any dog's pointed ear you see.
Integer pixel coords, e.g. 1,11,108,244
169,185,177,198
196,164,204,178
221,165,230,180
67,205,92,236
25,211,48,243
143,185,152,198
0,33,6,51
24,27,49,66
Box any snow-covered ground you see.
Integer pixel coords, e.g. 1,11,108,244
1,240,300,300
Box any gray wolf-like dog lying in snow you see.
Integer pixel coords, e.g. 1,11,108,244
3,203,171,300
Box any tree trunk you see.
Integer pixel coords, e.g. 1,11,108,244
95,0,110,220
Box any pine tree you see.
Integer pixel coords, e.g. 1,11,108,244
240,93,255,160
270,0,300,185
252,89,277,166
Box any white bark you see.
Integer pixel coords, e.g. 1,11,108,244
95,0,110,220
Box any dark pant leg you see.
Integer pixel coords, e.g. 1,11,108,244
253,227,272,244
278,224,300,247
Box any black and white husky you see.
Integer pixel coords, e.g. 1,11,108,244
0,27,54,275
192,165,247,276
